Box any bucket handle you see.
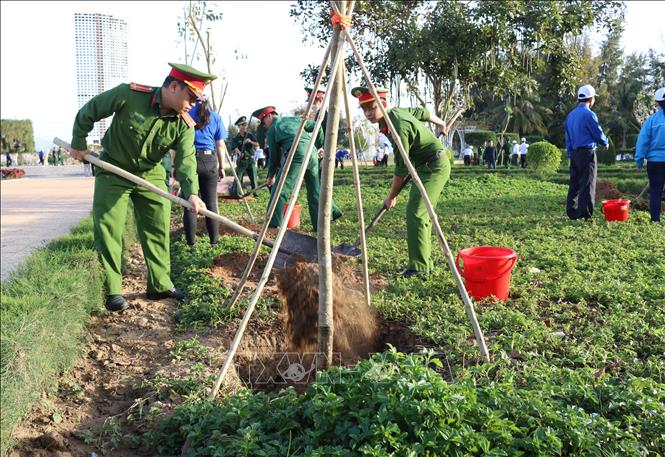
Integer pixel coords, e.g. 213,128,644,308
456,253,518,282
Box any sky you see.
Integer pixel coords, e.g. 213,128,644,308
1,1,664,151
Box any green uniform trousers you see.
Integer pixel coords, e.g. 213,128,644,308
232,158,258,196
405,157,450,272
268,152,342,232
93,167,174,295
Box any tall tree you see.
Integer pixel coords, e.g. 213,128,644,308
291,0,624,133
177,1,227,112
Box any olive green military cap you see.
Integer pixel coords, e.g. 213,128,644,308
235,116,248,126
251,106,278,123
305,86,326,98
168,63,217,99
351,86,389,105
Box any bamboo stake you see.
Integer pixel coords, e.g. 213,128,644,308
316,0,348,369
223,39,334,310
222,147,255,224
345,34,491,363
342,65,371,308
207,42,346,398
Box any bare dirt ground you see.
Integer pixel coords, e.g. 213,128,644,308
9,224,424,456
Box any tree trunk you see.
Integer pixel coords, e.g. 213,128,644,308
316,0,347,369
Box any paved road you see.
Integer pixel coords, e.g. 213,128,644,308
1,166,94,282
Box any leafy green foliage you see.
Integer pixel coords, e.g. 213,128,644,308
464,130,496,148
1,120,35,153
527,141,562,175
159,164,663,455
145,350,665,456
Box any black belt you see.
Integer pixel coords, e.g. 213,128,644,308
574,147,594,151
196,150,214,155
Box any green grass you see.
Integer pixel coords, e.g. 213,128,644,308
151,163,664,455
0,214,137,455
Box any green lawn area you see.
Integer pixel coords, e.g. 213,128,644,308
149,163,664,455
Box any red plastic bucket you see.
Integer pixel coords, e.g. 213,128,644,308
456,246,518,301
284,203,301,229
601,199,630,222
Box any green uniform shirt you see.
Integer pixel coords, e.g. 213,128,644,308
71,83,198,198
231,132,258,160
266,117,323,178
380,107,444,177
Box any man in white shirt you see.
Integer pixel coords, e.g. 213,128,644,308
462,144,473,166
254,148,265,168
519,138,528,168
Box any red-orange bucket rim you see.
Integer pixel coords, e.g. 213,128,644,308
458,246,517,260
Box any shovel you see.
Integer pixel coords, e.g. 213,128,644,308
280,175,412,259
237,182,270,199
334,175,412,256
53,137,300,259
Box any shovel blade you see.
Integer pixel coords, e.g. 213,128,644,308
272,231,359,269
332,243,362,257
273,230,318,270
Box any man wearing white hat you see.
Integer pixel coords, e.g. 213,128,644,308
635,87,665,222
564,84,609,220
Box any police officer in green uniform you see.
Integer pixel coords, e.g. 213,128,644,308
230,116,259,196
253,106,342,232
352,86,451,278
69,63,214,311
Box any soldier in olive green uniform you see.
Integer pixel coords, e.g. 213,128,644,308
253,106,342,232
230,116,259,196
70,63,214,311
353,87,451,278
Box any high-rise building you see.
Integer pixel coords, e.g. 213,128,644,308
74,13,128,144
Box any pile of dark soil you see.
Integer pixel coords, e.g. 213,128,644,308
277,257,380,363
595,179,623,201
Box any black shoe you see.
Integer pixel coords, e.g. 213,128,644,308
105,295,129,312
146,288,186,302
402,269,426,279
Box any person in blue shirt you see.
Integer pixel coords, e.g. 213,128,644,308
635,87,665,222
335,148,347,169
183,99,228,246
564,84,609,220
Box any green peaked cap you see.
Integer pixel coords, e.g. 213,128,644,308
168,62,217,82
235,116,248,126
251,106,278,121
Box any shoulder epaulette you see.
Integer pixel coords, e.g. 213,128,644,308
130,83,154,93
181,111,196,128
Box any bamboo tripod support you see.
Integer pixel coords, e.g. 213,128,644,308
207,41,347,398
222,147,255,224
223,40,334,311
344,33,491,363
342,66,371,308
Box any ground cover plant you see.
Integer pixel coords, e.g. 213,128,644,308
143,163,664,455
0,214,137,455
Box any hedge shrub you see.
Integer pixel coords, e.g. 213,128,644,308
526,141,561,174
497,132,519,145
464,130,496,148
626,133,638,149
559,148,569,167
524,135,545,144
597,137,617,165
